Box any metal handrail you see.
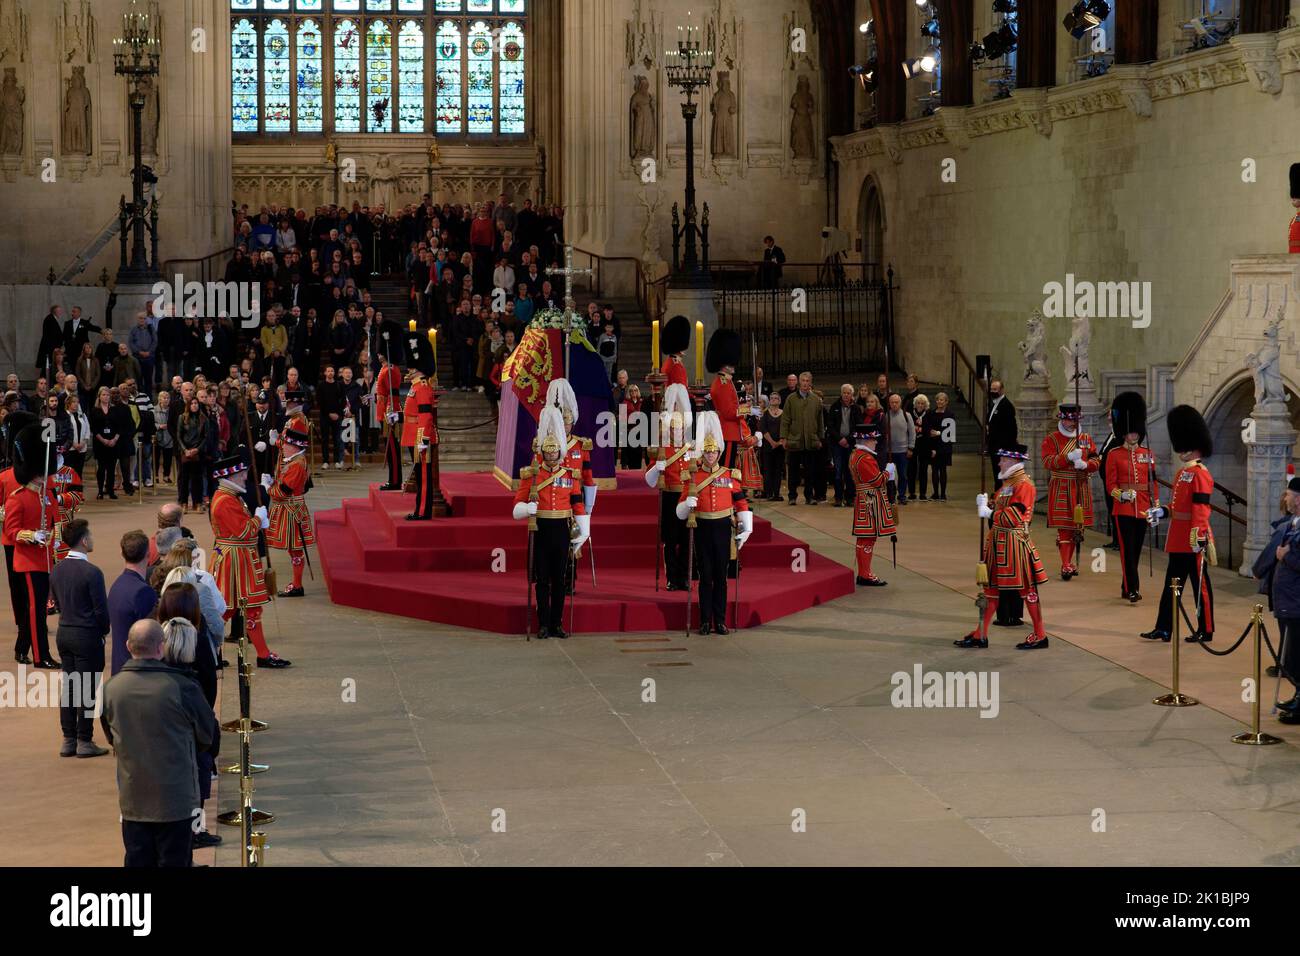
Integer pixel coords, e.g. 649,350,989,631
949,340,989,441
1153,475,1247,526
160,246,237,285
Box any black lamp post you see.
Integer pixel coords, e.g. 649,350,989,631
113,0,161,284
665,17,714,284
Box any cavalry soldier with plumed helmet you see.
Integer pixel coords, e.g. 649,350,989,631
645,382,696,591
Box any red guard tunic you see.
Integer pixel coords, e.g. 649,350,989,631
1167,460,1213,554
400,386,419,449
1040,429,1100,527
514,463,587,518
534,435,593,490
4,483,59,573
850,448,897,538
267,454,314,551
678,466,751,519
661,356,688,389
1105,443,1157,518
985,470,1048,590
646,443,693,492
209,487,271,609
1290,211,1300,255
375,365,401,420
710,374,743,446
50,465,84,562
412,380,438,447
0,467,18,548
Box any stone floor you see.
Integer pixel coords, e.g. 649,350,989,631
4,454,1300,867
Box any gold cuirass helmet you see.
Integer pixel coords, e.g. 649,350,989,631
701,432,722,454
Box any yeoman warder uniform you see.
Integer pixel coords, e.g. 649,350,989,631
957,443,1049,650
267,426,314,597
849,424,897,587
1041,403,1099,580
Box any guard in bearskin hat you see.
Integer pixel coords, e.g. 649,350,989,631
2,410,35,662
1143,405,1215,643
267,426,315,597
706,329,744,469
849,423,897,587
1104,392,1157,603
208,449,291,668
3,422,60,667
1041,403,1100,580
405,368,439,521
957,443,1050,650
660,315,692,389
376,351,405,490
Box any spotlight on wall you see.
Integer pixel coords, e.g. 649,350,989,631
992,0,1016,12
859,19,873,34
914,0,928,7
921,17,940,39
1063,0,1109,39
849,59,878,91
981,22,1017,59
901,57,923,79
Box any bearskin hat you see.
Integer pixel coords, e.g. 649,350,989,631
1166,404,1212,459
705,329,741,375
1291,162,1300,200
1110,391,1147,442
12,422,54,486
662,315,692,356
5,410,36,462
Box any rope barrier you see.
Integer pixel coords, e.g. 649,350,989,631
437,417,499,433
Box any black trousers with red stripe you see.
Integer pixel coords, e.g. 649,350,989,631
14,570,52,664
1115,515,1148,596
6,544,25,655
384,428,403,487
1154,551,1214,637
411,450,435,518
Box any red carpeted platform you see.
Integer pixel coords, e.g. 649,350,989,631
314,471,855,634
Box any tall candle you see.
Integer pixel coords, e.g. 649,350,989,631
408,319,417,332
651,319,660,372
428,327,437,366
694,321,704,383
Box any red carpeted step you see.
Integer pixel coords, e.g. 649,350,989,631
315,474,856,635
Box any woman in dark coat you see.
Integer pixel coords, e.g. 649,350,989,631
89,386,120,499
925,391,956,501
758,392,786,501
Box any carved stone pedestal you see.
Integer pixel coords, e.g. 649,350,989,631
1241,401,1297,576
1014,378,1057,496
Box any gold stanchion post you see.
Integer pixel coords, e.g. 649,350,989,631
216,611,274,867
1154,577,1199,707
1233,604,1284,745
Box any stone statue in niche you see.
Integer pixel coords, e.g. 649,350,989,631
138,75,159,155
62,65,91,156
1247,292,1288,407
628,74,656,160
790,74,816,161
369,154,399,213
0,68,23,156
1018,310,1050,384
710,71,737,158
1060,314,1091,385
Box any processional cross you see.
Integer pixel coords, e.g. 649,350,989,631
548,243,594,376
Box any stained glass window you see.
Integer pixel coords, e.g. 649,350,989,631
466,20,493,133
296,18,324,131
498,21,524,134
334,18,362,132
231,0,525,137
365,20,393,131
263,18,292,132
435,19,462,133
397,20,425,133
232,18,259,133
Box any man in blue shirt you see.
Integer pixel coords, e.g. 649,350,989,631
108,530,158,676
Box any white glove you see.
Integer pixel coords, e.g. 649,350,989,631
583,485,597,514
260,473,274,490
736,510,753,550
571,514,591,553
676,497,697,521
885,463,897,482
1067,448,1083,463
1073,457,1088,470
512,501,532,521
652,458,667,472
755,431,764,448
1147,507,1164,527
1119,489,1136,503
976,493,992,519
254,505,269,529
418,442,430,454
1191,538,1202,554
268,429,279,444
254,441,267,453
31,529,48,546
386,412,399,424
644,466,663,489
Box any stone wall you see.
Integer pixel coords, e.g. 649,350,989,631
831,18,1300,411
0,0,232,285
0,284,109,380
